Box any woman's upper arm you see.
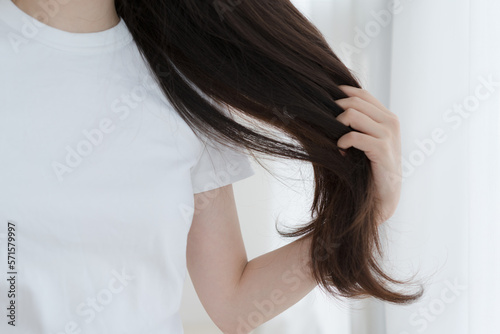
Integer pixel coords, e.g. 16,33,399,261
186,183,248,327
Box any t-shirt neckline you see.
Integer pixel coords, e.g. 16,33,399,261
0,0,134,53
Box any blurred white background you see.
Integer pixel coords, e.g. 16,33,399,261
180,0,500,333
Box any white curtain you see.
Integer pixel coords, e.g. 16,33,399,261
257,0,500,333
384,0,500,333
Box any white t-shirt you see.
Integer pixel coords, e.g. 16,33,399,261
0,0,255,332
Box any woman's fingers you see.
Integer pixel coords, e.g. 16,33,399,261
336,107,388,139
335,85,403,223
335,96,391,124
335,86,401,143
337,131,385,162
334,85,401,163
338,85,393,116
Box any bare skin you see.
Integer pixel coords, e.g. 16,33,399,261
188,185,316,333
12,0,119,33
14,1,403,332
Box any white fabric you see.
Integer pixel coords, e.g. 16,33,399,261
384,0,500,333
0,0,255,333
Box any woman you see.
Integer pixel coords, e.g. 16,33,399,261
0,0,423,333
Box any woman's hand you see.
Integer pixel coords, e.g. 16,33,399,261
334,85,402,224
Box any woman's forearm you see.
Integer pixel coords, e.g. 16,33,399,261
225,234,317,334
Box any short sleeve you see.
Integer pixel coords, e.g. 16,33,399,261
190,136,256,194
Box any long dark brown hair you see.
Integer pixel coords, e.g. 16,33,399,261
115,0,424,304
